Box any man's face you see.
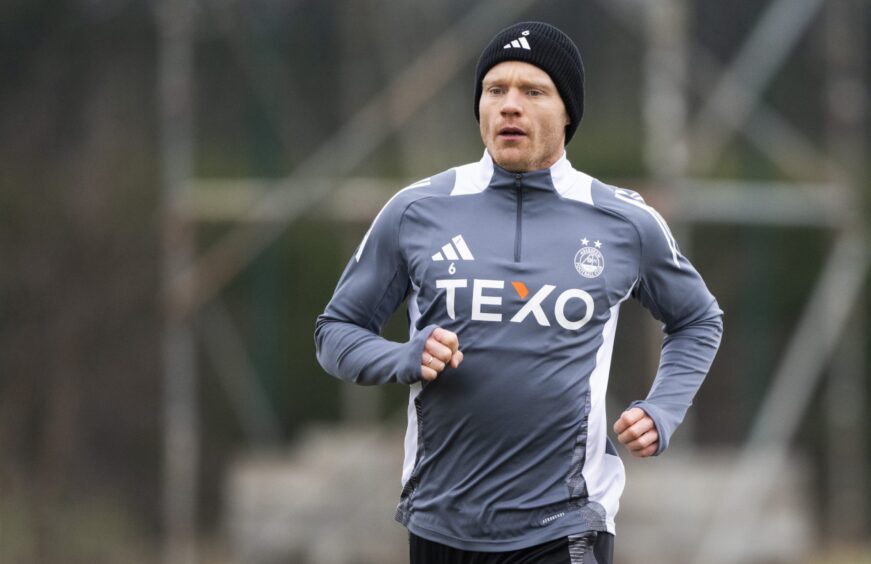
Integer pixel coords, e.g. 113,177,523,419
479,61,569,173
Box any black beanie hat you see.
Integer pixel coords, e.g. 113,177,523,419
474,21,585,144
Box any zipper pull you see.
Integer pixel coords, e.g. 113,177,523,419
514,173,522,187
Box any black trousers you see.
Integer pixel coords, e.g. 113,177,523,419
409,531,614,564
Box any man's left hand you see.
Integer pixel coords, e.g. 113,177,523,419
613,407,659,458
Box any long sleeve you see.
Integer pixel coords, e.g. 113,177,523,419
314,190,434,386
626,196,724,455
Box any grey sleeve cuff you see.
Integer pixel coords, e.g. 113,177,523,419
398,324,440,385
628,399,673,456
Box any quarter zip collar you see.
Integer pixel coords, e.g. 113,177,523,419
480,150,571,192
470,150,579,263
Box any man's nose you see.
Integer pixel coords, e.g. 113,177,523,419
500,89,523,115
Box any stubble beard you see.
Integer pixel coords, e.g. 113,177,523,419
489,138,538,173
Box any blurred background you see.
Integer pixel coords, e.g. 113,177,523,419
1,0,869,562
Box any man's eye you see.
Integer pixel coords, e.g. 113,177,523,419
488,87,503,95
528,90,542,97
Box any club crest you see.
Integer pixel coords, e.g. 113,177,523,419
574,240,605,279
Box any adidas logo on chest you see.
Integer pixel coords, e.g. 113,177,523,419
431,235,475,262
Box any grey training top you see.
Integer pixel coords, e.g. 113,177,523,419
315,151,723,551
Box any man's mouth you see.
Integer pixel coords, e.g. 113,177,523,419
498,126,526,139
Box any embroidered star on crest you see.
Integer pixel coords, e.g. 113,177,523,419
594,240,602,248
581,238,589,245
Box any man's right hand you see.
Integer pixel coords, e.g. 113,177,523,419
421,327,463,381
